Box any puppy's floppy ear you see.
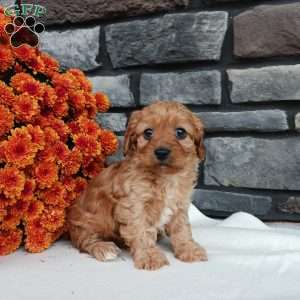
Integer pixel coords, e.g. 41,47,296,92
123,110,142,156
191,115,205,161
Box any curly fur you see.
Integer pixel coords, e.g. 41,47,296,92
67,101,207,270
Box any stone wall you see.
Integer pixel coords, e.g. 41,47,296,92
23,0,300,220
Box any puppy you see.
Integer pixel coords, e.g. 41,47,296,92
67,101,207,270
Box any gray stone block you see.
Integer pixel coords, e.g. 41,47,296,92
89,75,135,108
23,0,189,25
197,110,288,132
106,12,228,68
140,71,221,105
234,3,300,58
96,113,127,132
295,113,300,131
278,197,300,214
209,0,246,2
193,189,272,215
204,137,300,190
107,136,124,164
228,65,300,103
40,27,101,71
0,0,14,7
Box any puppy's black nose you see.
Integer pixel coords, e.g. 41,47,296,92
154,148,171,161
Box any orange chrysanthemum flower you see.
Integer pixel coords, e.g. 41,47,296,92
24,219,52,253
82,155,93,167
40,206,65,233
42,85,57,108
21,179,36,201
73,177,88,196
0,166,25,199
26,55,46,74
10,73,44,98
84,92,97,118
0,208,6,222
13,44,37,63
10,125,32,140
10,200,30,218
69,90,86,110
0,80,15,107
68,121,81,137
0,141,6,162
59,177,78,206
14,62,25,73
35,115,69,142
53,100,69,118
0,193,17,209
61,176,76,192
4,127,37,168
27,125,45,151
1,209,21,230
52,72,79,95
62,148,82,176
51,141,70,163
78,116,100,137
36,147,55,162
95,92,110,113
0,13,11,44
40,182,67,207
68,69,92,92
24,199,44,221
13,93,40,122
54,85,68,102
35,161,58,188
0,30,117,255
0,105,14,137
85,92,96,105
0,45,15,73
99,130,119,155
43,127,60,146
48,117,69,141
64,192,77,207
74,134,101,157
40,52,59,77
86,104,97,118
34,115,51,128
82,159,104,178
0,229,22,256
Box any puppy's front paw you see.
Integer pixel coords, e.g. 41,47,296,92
134,247,169,271
175,241,208,263
91,241,121,262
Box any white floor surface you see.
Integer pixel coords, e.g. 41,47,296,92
1,206,300,300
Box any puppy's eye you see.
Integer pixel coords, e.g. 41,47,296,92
175,128,187,140
143,128,153,140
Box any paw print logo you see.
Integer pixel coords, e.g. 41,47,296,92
4,16,45,48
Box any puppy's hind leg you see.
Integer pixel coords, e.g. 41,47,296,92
69,226,121,262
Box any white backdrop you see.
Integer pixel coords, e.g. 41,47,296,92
1,206,300,300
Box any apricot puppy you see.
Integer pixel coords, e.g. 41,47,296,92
67,101,207,270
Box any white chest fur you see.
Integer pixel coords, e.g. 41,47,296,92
157,207,173,228
155,177,180,229
155,171,193,229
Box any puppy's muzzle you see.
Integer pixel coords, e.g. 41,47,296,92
154,147,171,161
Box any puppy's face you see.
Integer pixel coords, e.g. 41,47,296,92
124,101,205,171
